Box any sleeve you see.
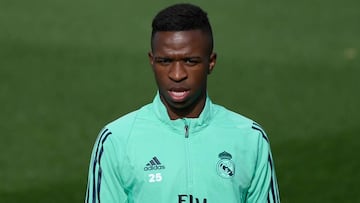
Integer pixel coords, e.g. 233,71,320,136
246,126,280,203
85,128,128,203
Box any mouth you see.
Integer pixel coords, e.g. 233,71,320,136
168,89,190,102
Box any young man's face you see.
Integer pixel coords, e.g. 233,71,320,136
149,30,216,119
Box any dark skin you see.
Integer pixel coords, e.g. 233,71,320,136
149,30,217,120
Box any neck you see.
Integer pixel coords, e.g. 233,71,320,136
161,95,207,120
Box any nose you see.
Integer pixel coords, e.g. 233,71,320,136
168,61,187,82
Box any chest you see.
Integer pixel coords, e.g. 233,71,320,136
124,125,257,196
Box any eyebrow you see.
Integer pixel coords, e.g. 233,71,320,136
154,56,202,60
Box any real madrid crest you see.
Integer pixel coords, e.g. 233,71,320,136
217,151,235,178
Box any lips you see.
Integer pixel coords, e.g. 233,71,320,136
168,89,190,102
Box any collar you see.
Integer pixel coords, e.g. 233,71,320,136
152,91,214,136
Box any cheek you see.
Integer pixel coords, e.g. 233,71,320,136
152,67,161,76
191,70,208,85
153,69,167,84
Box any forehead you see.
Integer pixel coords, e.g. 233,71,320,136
152,30,210,54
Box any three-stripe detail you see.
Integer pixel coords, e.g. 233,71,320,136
86,128,112,203
252,123,280,203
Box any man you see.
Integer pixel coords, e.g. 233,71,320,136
85,3,280,203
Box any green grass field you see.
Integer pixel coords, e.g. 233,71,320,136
1,0,359,202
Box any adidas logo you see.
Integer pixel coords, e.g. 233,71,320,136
144,156,165,171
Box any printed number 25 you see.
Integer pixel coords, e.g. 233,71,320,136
149,173,162,183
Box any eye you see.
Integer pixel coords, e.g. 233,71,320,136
155,57,172,65
183,58,200,66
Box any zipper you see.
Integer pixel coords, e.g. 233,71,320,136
184,124,189,138
182,119,192,193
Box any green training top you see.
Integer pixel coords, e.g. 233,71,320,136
85,93,280,203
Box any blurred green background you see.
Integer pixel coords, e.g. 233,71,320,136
1,0,359,202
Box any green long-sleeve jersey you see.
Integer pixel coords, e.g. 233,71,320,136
85,93,280,203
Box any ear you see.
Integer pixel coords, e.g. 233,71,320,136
208,52,217,74
148,52,154,67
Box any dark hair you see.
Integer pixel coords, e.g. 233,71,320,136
151,3,214,52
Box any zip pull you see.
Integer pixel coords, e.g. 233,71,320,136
182,118,190,138
184,125,189,138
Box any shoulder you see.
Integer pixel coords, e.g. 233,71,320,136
100,103,154,142
212,104,254,127
212,104,270,142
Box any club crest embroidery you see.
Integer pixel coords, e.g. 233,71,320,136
216,151,235,178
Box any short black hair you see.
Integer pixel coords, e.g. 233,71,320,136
151,3,214,53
